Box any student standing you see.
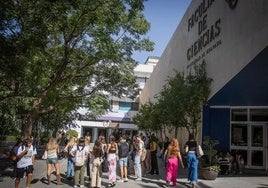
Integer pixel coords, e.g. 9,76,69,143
15,138,37,188
45,137,63,185
165,138,184,187
117,135,129,183
70,137,89,188
149,135,159,175
91,139,104,188
84,133,91,179
184,133,199,186
134,135,143,181
64,137,77,180
106,135,118,187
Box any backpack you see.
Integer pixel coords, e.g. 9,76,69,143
8,149,17,161
75,145,85,167
118,142,129,158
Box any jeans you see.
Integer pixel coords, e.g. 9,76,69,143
67,157,75,177
187,153,198,182
135,155,142,179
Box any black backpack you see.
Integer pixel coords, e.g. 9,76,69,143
118,142,129,158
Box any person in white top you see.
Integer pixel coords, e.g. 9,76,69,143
15,138,37,188
70,137,89,188
134,135,144,181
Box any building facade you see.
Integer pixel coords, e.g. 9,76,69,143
139,0,268,170
73,57,158,142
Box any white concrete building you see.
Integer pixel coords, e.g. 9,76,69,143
73,57,158,142
139,0,268,170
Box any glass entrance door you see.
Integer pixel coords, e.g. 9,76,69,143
230,124,266,169
249,124,265,169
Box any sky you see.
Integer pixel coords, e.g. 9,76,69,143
132,0,192,64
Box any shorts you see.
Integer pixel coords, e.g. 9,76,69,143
119,157,128,167
47,157,59,164
16,165,34,178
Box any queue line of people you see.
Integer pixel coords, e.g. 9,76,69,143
11,133,201,188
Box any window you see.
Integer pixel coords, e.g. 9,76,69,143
131,102,139,111
250,109,268,121
231,124,247,146
231,109,247,121
119,102,131,111
119,102,139,111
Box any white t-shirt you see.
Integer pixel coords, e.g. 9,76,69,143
17,145,37,168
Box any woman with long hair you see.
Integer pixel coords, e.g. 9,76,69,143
184,133,199,186
165,138,184,187
91,139,104,188
106,135,118,187
64,137,77,180
46,137,63,185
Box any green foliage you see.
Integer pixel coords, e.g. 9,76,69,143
133,62,212,137
40,131,51,144
0,0,153,137
184,62,213,136
66,130,78,139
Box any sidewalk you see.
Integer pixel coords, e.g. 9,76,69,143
1,157,268,188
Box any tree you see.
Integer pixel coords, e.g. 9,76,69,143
0,0,154,138
184,62,212,136
133,62,212,138
156,71,187,138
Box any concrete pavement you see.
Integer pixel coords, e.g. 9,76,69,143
1,157,268,188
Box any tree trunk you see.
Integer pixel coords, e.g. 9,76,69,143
175,126,178,138
22,111,39,139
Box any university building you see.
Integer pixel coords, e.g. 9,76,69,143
73,57,158,142
139,0,268,170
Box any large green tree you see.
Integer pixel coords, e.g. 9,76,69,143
0,0,154,138
134,62,212,138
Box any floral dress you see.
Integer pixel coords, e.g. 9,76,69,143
107,143,117,185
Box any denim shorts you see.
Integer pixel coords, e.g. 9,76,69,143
47,157,59,164
119,157,128,167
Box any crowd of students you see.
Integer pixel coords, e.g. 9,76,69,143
10,132,245,188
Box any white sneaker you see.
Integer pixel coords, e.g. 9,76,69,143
80,185,85,188
117,179,124,183
124,178,129,182
73,186,78,188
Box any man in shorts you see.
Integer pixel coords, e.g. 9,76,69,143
117,135,129,182
15,138,37,188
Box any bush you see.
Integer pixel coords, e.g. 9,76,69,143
200,136,220,172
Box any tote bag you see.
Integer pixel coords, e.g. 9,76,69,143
42,150,48,160
197,145,204,157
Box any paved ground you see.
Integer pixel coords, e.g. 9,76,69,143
1,157,268,188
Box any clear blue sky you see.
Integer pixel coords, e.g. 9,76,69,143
132,0,191,64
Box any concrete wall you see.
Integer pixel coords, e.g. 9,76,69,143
140,0,268,104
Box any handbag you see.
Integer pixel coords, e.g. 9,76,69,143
197,145,204,157
42,150,48,160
